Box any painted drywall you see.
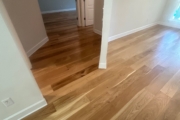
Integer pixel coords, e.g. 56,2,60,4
38,0,76,13
110,0,167,37
160,0,180,28
3,0,47,56
94,0,104,35
99,0,167,69
99,0,113,69
0,1,46,119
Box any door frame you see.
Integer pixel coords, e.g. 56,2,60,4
81,0,86,26
99,0,113,69
76,0,82,26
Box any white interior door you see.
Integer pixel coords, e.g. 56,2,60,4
76,0,82,26
85,0,94,26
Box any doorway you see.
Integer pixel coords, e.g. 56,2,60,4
76,0,95,26
28,0,99,99
38,0,95,27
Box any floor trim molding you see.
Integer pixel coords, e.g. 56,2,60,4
93,29,102,35
99,63,107,69
158,21,180,29
41,8,76,14
5,99,47,120
27,37,49,57
108,23,158,42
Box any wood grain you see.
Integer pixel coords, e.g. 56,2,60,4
161,70,180,98
24,11,180,120
134,92,170,120
112,89,154,120
156,89,180,120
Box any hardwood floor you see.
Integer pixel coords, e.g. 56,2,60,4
30,11,101,94
25,11,180,120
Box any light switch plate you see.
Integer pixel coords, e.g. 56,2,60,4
2,98,14,107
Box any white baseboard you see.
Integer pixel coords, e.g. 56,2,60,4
99,63,107,69
5,99,47,120
158,21,180,29
93,29,102,35
27,37,49,57
41,8,76,14
108,23,158,42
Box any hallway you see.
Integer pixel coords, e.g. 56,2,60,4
25,25,180,120
30,11,101,98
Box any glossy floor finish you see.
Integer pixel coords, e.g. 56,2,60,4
25,13,180,120
30,11,101,98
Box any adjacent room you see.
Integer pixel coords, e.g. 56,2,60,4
2,0,180,120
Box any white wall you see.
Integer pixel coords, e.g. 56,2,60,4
0,1,46,120
99,0,167,69
99,0,113,69
3,0,48,57
38,0,76,13
160,0,180,28
110,0,167,38
94,0,104,35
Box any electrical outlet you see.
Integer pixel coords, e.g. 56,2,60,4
2,98,14,107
